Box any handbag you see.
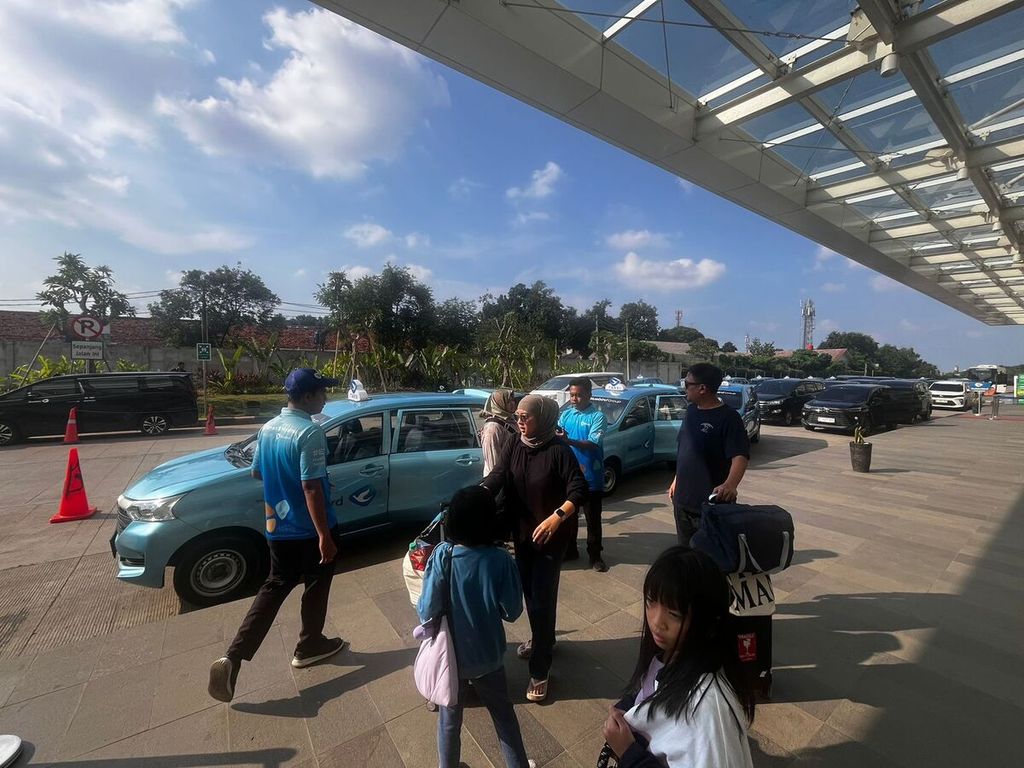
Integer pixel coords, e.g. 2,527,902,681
403,510,446,607
412,546,459,707
691,499,794,575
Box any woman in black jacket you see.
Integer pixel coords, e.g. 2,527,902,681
482,394,588,703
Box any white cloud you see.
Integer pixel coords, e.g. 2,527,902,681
404,232,430,249
157,7,450,179
294,268,307,278
341,264,373,281
345,222,392,248
506,161,563,200
821,282,845,293
406,262,433,283
42,0,197,45
606,229,668,250
677,178,696,194
88,174,130,195
614,252,725,291
448,176,480,200
813,246,837,270
870,274,904,292
514,211,550,226
899,318,920,331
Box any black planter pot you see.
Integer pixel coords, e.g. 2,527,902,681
849,441,872,472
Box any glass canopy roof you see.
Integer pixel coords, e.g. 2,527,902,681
577,0,1024,324
315,0,1024,325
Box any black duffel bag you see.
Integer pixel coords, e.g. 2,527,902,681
691,499,795,575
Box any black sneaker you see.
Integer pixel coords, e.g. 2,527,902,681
291,636,348,668
590,558,608,573
208,656,239,702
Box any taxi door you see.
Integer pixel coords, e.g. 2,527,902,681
619,396,655,472
653,393,687,461
323,413,390,533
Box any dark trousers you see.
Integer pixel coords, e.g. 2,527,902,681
673,503,700,546
227,527,340,661
568,492,603,559
514,541,563,680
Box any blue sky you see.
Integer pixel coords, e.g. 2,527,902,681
1,0,1020,371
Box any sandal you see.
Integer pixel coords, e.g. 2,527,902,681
516,640,533,660
526,678,548,702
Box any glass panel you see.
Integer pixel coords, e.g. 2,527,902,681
771,131,857,177
30,379,79,396
326,413,385,465
83,376,139,393
930,7,1024,80
845,102,943,156
569,1,652,34
614,2,753,98
396,409,475,453
990,164,1024,194
725,0,854,58
741,101,818,142
816,70,910,115
915,179,984,211
948,66,1024,132
850,194,912,219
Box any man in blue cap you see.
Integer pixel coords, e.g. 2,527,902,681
209,368,346,702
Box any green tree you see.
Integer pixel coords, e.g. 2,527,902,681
480,281,566,343
746,337,778,359
875,344,940,378
148,264,279,346
36,252,135,329
787,349,833,377
434,298,480,350
618,300,660,340
722,341,738,353
314,271,353,334
819,331,879,359
659,325,705,343
344,264,436,350
688,338,720,360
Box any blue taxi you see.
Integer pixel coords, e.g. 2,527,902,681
718,383,761,443
563,383,685,495
113,391,488,606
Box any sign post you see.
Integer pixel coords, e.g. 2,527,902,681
69,315,105,373
196,343,212,413
71,341,104,360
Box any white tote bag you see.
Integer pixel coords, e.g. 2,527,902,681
412,547,459,706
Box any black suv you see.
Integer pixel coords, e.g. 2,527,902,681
803,384,920,434
843,378,932,421
756,379,825,426
0,372,198,446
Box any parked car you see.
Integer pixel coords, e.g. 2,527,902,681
838,377,932,421
718,383,760,443
802,384,919,434
565,384,684,495
929,380,977,410
531,371,625,405
113,391,489,606
0,372,198,446
722,376,749,385
756,378,825,426
630,375,665,385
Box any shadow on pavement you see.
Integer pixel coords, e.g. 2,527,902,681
23,746,296,768
750,435,829,465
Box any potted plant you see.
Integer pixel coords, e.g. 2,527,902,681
849,425,872,472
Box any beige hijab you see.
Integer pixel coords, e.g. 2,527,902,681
481,389,516,422
518,394,559,448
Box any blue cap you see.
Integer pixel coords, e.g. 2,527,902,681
284,368,340,397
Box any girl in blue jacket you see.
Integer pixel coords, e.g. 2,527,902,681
418,485,536,768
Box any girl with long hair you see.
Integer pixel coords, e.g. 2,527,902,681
600,545,755,767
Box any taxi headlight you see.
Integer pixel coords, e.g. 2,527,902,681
117,493,185,522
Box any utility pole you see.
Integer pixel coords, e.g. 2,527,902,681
675,309,683,328
201,282,208,413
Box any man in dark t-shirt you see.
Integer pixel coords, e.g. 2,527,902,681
669,363,750,543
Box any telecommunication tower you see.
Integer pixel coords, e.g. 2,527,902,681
674,309,683,327
800,299,816,350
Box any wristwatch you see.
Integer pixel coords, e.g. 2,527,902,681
554,508,566,519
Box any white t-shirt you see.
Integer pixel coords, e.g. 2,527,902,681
625,668,753,768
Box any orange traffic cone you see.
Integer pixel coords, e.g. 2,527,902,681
203,404,217,436
50,448,98,523
63,407,79,444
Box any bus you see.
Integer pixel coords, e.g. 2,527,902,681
964,364,1009,394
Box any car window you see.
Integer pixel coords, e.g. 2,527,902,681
29,379,80,397
622,397,652,430
538,376,572,390
325,413,385,465
719,391,743,410
141,375,188,392
82,376,139,393
656,395,687,421
396,409,476,452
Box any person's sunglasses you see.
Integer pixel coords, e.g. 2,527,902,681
515,413,531,422
683,381,701,388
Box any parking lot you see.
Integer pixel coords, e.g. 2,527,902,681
0,407,1022,766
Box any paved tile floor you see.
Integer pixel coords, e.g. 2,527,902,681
0,407,1021,767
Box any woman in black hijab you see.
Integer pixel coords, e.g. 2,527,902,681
482,394,588,703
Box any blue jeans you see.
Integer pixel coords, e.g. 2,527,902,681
438,666,529,768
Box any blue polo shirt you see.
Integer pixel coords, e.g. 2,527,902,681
558,404,606,491
252,407,335,540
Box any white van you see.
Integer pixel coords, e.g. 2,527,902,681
929,380,977,410
530,371,626,405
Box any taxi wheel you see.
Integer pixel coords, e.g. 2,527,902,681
0,420,20,447
140,413,169,437
173,534,268,607
602,460,620,496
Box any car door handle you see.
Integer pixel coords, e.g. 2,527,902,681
359,464,385,477
643,440,651,448
82,397,96,403
455,455,480,466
